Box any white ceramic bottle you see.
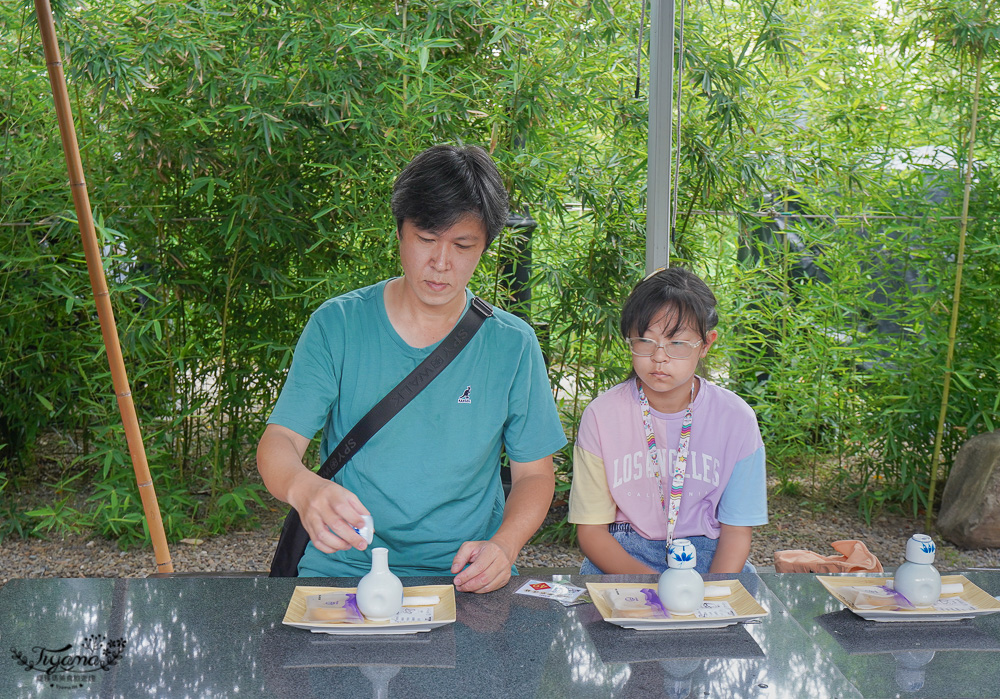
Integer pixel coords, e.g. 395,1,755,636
355,547,404,621
892,534,941,608
657,539,705,615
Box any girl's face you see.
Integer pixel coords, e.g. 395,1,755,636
631,312,716,413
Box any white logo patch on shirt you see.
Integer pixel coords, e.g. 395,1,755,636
457,386,472,404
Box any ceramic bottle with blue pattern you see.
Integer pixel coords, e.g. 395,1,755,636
658,539,705,615
893,534,941,608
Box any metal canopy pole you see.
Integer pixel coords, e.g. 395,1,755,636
646,0,675,273
34,0,174,574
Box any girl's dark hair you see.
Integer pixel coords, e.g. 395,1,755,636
391,144,509,248
620,267,719,341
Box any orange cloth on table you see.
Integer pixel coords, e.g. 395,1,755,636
773,540,883,573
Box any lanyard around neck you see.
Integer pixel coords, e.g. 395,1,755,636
636,377,695,556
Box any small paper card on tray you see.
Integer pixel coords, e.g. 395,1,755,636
817,574,1000,623
586,580,767,630
283,584,456,635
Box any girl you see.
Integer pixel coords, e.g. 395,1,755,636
568,267,767,575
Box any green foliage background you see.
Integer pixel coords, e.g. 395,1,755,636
1,0,998,545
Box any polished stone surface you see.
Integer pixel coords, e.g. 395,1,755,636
0,571,997,698
761,570,1000,699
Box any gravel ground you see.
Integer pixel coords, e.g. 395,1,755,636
2,487,998,593
755,492,1000,572
0,507,583,591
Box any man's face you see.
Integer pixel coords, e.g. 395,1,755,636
397,214,487,312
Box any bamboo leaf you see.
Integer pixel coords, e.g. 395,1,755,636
35,393,54,412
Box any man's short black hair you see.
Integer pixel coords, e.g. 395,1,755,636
391,145,509,249
620,266,719,342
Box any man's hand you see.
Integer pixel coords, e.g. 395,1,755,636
451,540,515,593
258,423,370,554
447,456,556,593
290,476,371,554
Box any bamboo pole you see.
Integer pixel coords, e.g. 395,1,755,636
925,51,983,533
34,0,173,574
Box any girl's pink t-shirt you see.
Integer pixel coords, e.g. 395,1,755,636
568,378,767,540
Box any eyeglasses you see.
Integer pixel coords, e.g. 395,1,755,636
627,337,703,359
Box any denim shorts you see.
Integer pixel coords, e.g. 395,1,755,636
579,523,757,576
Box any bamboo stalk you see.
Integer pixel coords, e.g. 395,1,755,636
34,0,173,574
925,51,983,533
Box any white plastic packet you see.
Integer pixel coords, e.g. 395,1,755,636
601,587,669,619
514,579,589,606
840,585,916,611
303,592,365,623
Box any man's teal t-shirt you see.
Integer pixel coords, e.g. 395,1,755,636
267,280,567,577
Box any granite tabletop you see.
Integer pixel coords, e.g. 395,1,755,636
1,571,998,698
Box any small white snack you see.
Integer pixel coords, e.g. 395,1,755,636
401,595,441,606
886,579,963,596
704,585,731,599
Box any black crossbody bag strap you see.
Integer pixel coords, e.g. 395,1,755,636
269,296,493,577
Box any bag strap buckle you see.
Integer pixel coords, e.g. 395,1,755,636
471,296,494,318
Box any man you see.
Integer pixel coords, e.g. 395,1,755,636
257,145,566,593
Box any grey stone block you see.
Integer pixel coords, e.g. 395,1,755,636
938,430,1000,548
